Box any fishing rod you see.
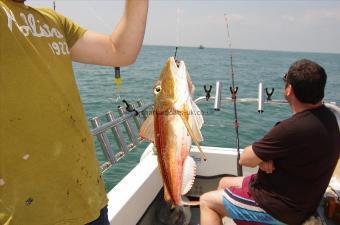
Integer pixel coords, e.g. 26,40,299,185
114,67,121,97
224,14,243,176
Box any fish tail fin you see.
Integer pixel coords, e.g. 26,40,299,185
180,199,200,206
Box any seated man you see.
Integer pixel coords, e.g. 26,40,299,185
200,59,340,225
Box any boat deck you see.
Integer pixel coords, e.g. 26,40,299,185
106,146,339,225
137,175,237,225
137,175,335,225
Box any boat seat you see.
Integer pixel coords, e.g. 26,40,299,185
315,159,340,225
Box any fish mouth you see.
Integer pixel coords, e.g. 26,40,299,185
169,56,182,69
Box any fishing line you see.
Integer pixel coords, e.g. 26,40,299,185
174,6,182,62
176,7,181,48
224,14,243,176
85,5,123,103
84,4,122,103
51,1,122,103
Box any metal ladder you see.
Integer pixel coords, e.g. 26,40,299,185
90,100,153,173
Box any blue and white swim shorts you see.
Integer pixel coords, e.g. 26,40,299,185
222,174,286,225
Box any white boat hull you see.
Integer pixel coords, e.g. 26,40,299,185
107,144,256,225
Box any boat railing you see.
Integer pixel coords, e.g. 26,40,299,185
90,81,337,174
195,81,336,111
195,81,288,112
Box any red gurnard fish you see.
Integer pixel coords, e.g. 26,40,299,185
140,57,206,206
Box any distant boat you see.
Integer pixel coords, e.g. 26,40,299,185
198,45,205,49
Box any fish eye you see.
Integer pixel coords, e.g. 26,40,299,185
154,85,162,94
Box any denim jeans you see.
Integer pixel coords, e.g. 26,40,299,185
85,206,110,225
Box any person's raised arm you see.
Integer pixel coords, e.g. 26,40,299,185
70,0,148,66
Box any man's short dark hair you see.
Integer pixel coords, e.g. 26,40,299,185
287,59,327,104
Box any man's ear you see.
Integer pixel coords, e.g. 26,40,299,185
286,84,294,97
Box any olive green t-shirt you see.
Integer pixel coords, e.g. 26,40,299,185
0,1,107,224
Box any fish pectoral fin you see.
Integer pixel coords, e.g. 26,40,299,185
179,114,207,161
184,64,195,96
139,114,155,143
190,99,204,128
181,156,196,195
188,99,204,142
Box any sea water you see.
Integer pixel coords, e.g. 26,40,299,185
73,46,340,190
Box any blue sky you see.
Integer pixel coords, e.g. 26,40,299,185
27,0,340,53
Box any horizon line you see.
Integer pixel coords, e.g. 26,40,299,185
142,44,340,55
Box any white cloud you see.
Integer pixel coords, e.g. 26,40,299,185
302,9,340,21
281,15,296,22
199,13,244,26
225,14,245,23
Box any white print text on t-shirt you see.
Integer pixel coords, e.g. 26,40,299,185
2,7,70,56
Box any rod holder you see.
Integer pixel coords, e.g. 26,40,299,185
258,82,264,113
117,106,139,147
105,112,129,155
90,117,116,165
122,99,138,115
204,85,212,101
214,81,222,111
265,88,275,101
